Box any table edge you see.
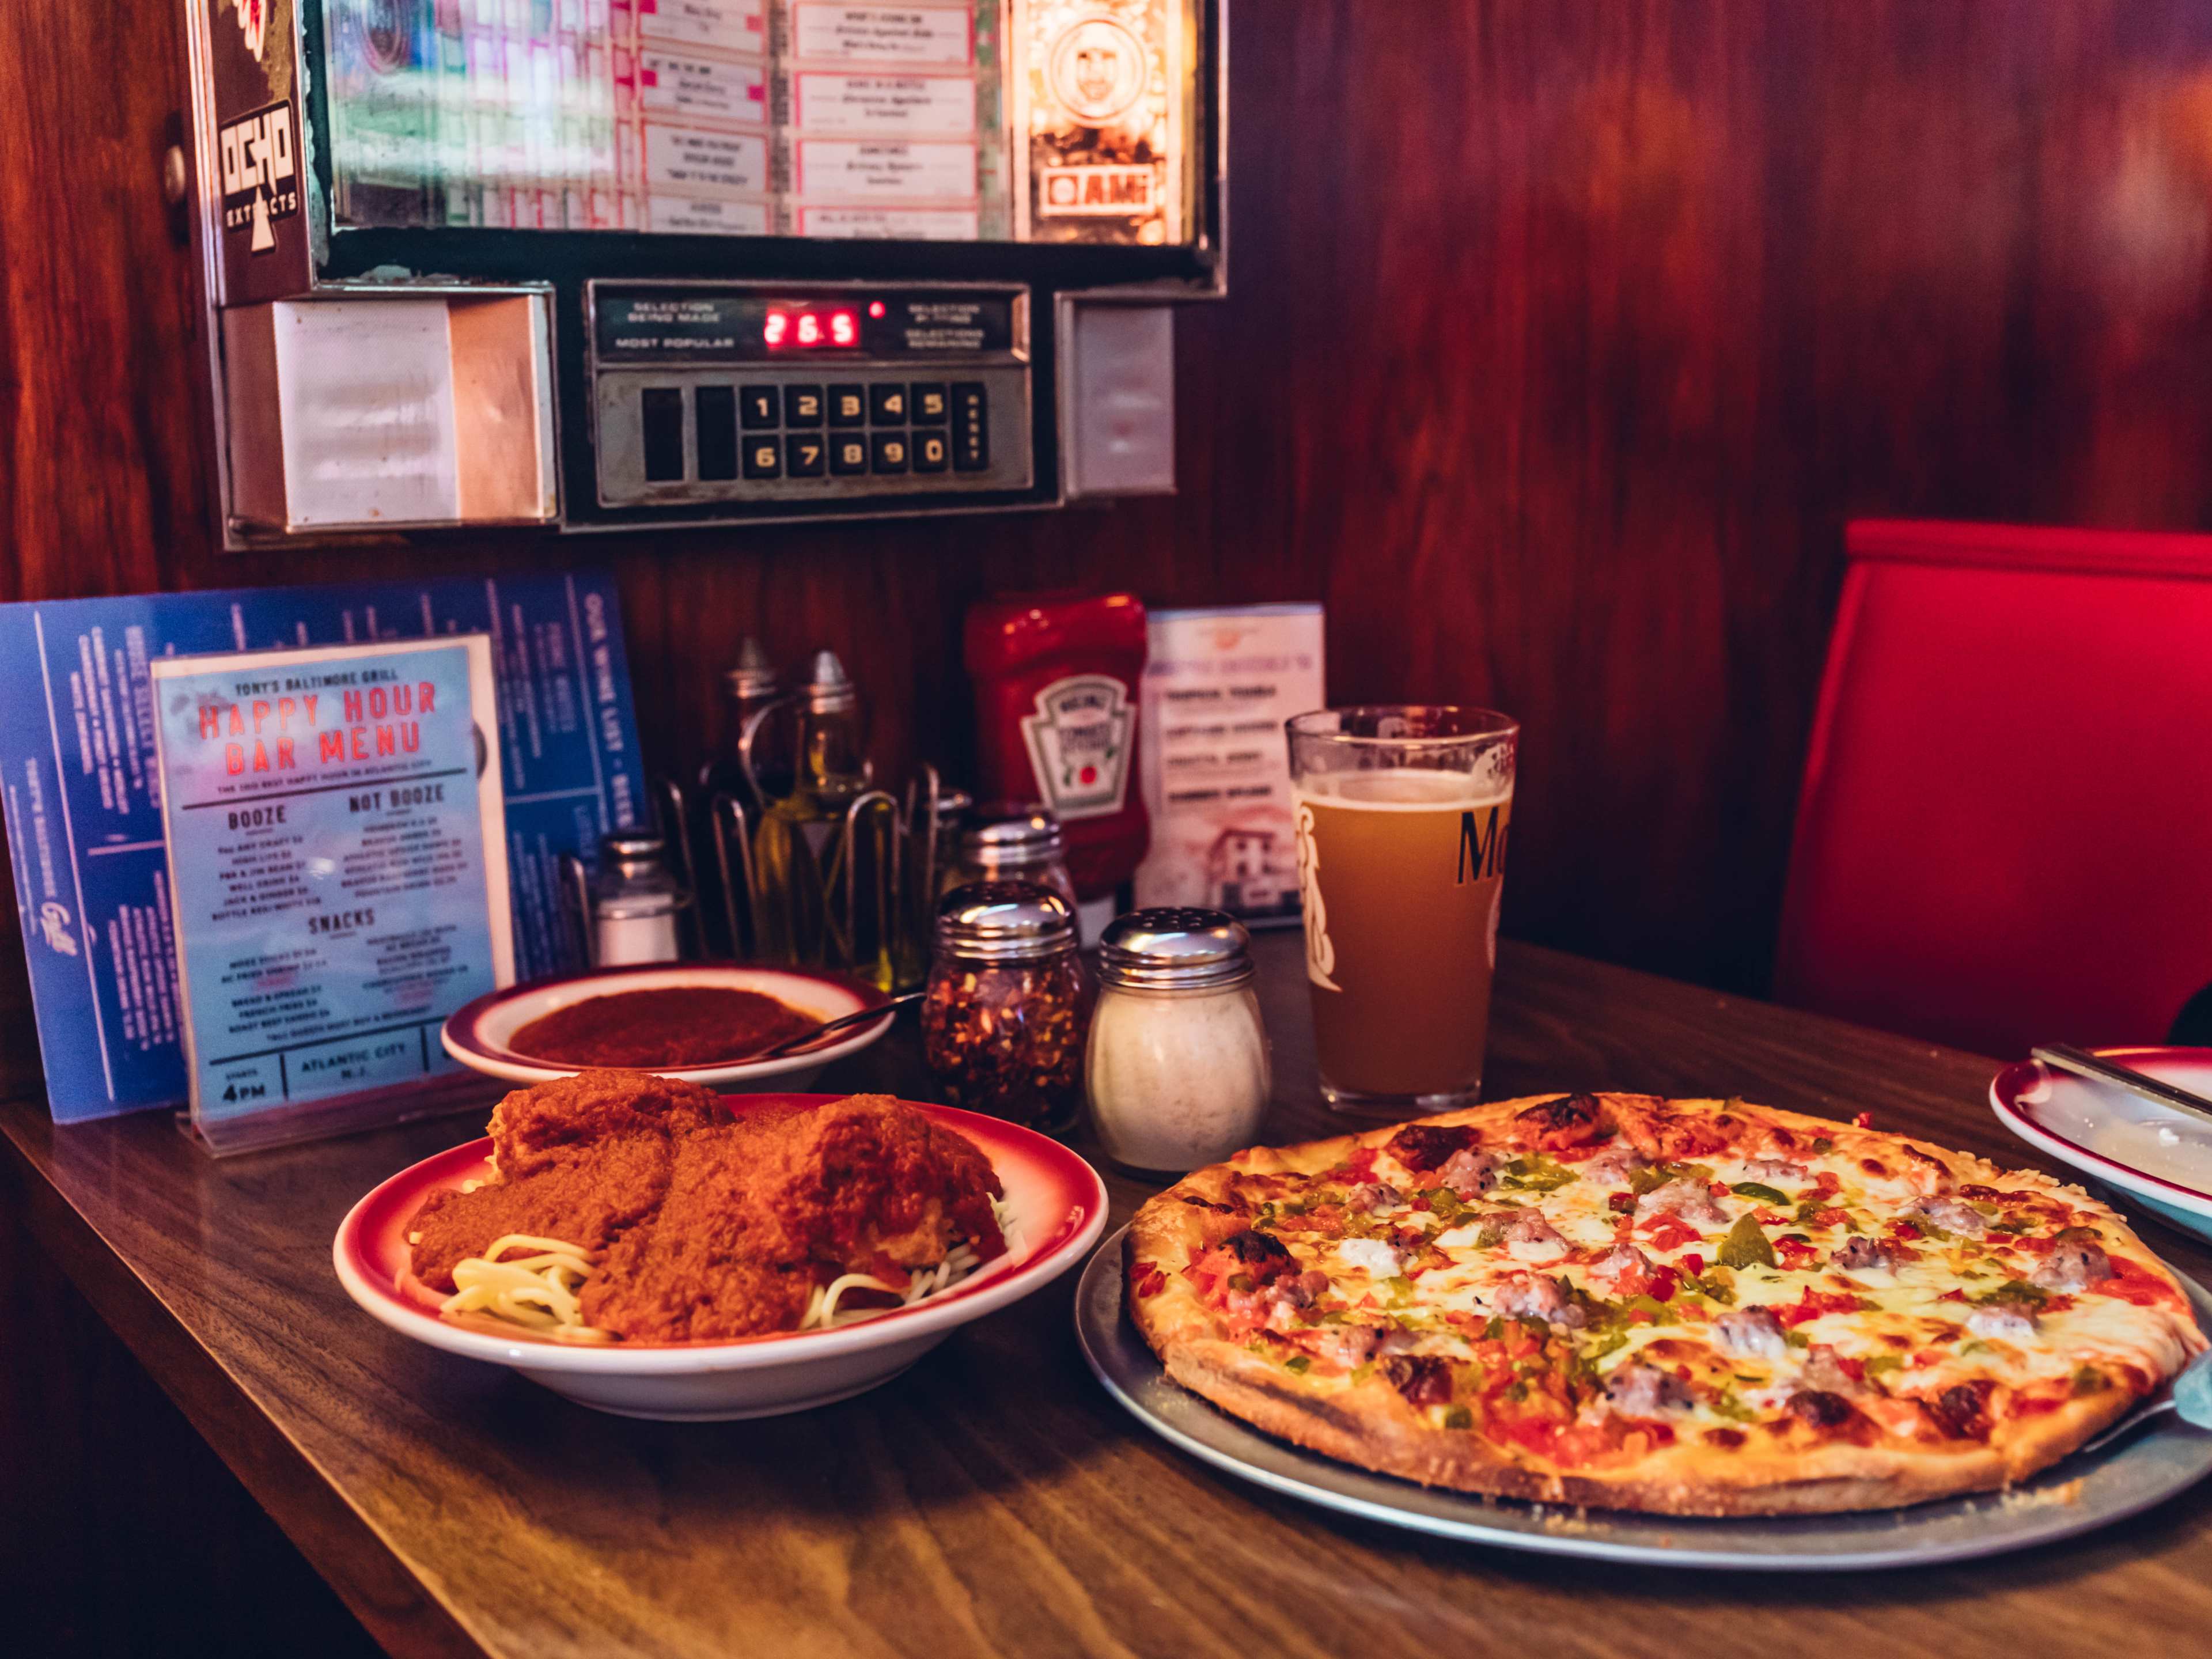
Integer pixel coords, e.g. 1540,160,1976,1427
0,1107,489,1659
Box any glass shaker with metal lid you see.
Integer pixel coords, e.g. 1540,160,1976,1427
566,831,692,967
921,880,1089,1132
1086,908,1271,1172
940,802,1081,918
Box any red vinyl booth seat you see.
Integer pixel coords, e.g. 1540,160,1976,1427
1774,520,2212,1060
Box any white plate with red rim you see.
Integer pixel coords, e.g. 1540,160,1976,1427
334,1093,1109,1419
1991,1046,2212,1241
441,961,895,1092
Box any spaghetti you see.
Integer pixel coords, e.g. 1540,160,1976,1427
435,1200,1021,1343
438,1235,613,1343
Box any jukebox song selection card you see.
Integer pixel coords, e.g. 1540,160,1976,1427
0,573,645,1124
150,638,514,1150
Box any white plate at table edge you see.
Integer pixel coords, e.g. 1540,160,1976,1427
335,1097,1107,1418
442,961,895,1090
1991,1046,2212,1228
1075,1222,2212,1570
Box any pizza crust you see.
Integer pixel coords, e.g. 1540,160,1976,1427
1127,1093,2198,1517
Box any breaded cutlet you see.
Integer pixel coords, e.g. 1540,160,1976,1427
580,1094,1005,1342
408,1069,732,1291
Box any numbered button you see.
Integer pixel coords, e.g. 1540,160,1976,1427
829,433,869,475
783,384,824,427
912,430,949,474
870,432,910,474
785,433,827,478
739,385,779,429
828,384,867,427
741,431,783,480
911,382,948,426
950,382,988,471
869,382,908,424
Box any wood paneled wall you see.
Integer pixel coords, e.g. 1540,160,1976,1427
13,3,2212,1650
12,0,2212,1011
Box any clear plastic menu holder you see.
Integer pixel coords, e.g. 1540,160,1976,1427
147,635,518,1157
176,1071,501,1158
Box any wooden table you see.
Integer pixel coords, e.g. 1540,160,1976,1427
6,934,2211,1659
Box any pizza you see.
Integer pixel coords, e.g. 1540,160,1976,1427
1127,1093,2206,1515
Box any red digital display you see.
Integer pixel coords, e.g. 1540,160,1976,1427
763,306,861,349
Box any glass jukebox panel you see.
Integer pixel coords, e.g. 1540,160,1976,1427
316,1,1197,247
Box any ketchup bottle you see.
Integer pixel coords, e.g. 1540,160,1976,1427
963,591,1149,936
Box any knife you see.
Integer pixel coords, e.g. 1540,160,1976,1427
2031,1044,2212,1134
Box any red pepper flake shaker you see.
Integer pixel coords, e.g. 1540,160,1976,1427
922,881,1090,1134
963,590,1149,940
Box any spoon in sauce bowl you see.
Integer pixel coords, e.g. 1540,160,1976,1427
757,991,923,1059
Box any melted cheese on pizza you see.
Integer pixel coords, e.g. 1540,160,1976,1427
1137,1095,2205,1468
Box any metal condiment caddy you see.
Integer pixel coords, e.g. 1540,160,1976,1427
615,645,1092,994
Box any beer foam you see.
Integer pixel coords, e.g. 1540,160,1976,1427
1296,768,1512,810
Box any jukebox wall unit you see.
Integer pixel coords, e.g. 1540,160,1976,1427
185,0,1225,544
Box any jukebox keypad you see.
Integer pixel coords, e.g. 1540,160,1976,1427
591,281,1032,512
605,373,1017,502
688,380,994,479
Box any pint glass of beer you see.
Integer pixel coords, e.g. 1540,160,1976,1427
1286,707,1517,1115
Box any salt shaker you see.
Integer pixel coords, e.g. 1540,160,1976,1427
565,831,691,967
921,881,1089,1133
1086,908,1271,1172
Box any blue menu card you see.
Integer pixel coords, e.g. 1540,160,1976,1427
151,636,514,1150
0,573,645,1123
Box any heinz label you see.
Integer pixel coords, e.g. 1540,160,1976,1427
1021,674,1135,820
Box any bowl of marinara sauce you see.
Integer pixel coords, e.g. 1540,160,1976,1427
442,963,894,1090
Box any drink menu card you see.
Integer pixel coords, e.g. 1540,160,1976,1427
0,573,645,1124
151,638,514,1152
1133,603,1325,926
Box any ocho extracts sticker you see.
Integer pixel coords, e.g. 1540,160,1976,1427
150,636,512,1142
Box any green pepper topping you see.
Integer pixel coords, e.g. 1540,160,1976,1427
1716,1213,1777,1270
1810,1136,1835,1153
1483,1316,1505,1340
1730,1181,1789,1204
1973,1279,2048,1310
1498,1154,1578,1192
1709,1391,1756,1423
1422,1187,1464,1222
1862,1354,1905,1380
1228,1273,1256,1293
1680,1268,1738,1306
1442,1404,1474,1430
2071,1364,2108,1396
1285,1354,1311,1374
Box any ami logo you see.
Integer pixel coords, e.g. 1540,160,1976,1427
218,100,298,253
1456,804,1508,885
1039,164,1154,217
